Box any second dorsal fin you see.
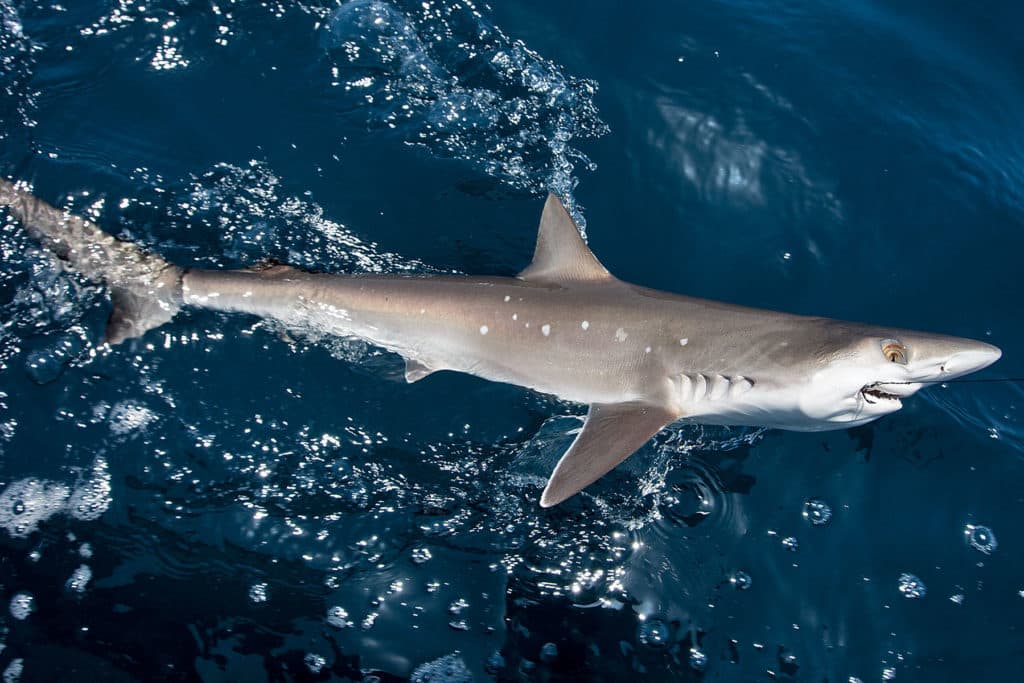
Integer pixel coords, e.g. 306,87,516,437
517,194,613,284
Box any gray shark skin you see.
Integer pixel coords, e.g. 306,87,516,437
0,178,1002,506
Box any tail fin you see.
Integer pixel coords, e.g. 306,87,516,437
0,177,183,344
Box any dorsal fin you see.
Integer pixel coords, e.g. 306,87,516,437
517,194,613,284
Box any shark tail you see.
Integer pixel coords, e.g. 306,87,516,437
0,177,184,344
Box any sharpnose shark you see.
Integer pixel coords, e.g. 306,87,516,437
0,178,1001,506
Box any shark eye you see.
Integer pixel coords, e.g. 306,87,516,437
881,339,907,364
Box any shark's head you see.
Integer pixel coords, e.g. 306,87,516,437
790,323,1001,429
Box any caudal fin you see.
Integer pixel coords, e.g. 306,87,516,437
0,177,183,344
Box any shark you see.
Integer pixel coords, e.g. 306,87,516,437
0,177,1001,506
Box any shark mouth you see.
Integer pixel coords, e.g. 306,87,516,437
860,385,902,404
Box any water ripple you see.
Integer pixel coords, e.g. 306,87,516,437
923,382,1024,455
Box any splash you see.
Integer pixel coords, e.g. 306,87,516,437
321,0,608,227
0,0,36,135
70,0,609,225
168,160,434,275
163,160,444,358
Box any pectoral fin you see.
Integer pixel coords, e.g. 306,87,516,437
539,402,681,507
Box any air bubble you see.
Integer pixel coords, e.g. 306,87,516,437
897,573,926,599
411,547,432,564
689,647,708,671
66,564,92,593
24,335,82,385
964,524,997,554
781,536,799,552
778,647,798,673
108,401,156,436
484,651,505,674
802,498,832,526
327,605,352,628
248,582,268,603
2,659,23,683
304,653,326,674
411,654,472,683
0,478,71,537
637,618,670,649
68,457,112,522
9,592,34,620
729,570,752,590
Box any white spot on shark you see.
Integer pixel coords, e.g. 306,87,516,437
541,324,551,337
479,325,489,335
615,328,628,342
645,346,651,353
420,308,426,315
581,320,590,330
504,295,511,302
679,338,689,346
512,313,518,321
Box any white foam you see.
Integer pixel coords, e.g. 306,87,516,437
411,653,471,683
8,592,33,620
108,401,156,436
249,582,269,603
0,479,71,538
68,457,112,522
304,654,326,674
322,0,607,225
0,458,112,538
326,605,352,628
66,564,92,593
2,658,23,683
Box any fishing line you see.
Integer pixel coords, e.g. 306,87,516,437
860,377,1022,405
885,377,1024,385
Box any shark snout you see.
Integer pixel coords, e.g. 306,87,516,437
941,342,1001,379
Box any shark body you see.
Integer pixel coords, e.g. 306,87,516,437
0,178,1001,506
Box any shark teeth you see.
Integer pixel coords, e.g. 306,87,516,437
861,386,901,403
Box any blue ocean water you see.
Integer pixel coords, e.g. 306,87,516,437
1,0,1022,680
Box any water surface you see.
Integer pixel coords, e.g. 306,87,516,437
1,1,1022,681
